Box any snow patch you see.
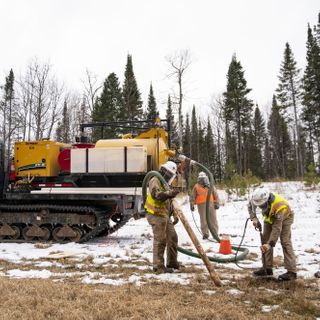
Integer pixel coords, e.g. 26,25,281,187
203,290,216,295
226,288,244,296
262,305,279,313
7,269,52,279
0,182,318,284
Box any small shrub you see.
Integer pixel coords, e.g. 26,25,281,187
223,170,261,199
304,164,320,189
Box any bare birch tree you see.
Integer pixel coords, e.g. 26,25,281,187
81,69,102,119
46,79,64,139
16,58,64,140
166,50,192,150
16,62,37,141
209,94,226,181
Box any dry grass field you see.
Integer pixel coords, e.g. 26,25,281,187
0,183,318,319
0,267,319,320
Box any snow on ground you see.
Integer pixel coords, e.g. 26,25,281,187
0,181,319,285
261,305,279,313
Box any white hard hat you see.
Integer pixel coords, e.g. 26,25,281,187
198,171,207,178
160,161,177,175
252,188,270,207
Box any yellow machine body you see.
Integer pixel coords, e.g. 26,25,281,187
95,127,175,170
14,140,69,177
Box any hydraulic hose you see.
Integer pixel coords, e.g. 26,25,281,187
142,165,249,263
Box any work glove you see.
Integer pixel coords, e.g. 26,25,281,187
164,189,179,199
214,203,220,210
252,217,262,231
171,209,179,225
247,203,253,215
260,244,270,254
173,216,179,225
190,204,195,211
170,188,180,198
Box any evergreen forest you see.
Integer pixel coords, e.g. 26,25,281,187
1,13,320,182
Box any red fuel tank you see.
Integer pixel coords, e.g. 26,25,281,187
58,148,71,173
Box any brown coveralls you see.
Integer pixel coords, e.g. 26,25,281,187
250,196,297,273
190,184,220,237
145,177,178,271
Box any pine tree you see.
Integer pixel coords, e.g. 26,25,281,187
223,54,253,175
190,105,198,160
267,95,292,178
302,24,320,168
121,54,143,121
166,95,178,147
276,42,303,177
205,118,217,178
198,119,206,164
249,106,265,177
314,12,320,45
146,83,159,122
312,14,320,168
2,69,16,165
263,136,271,179
182,113,191,157
92,72,123,140
56,100,71,143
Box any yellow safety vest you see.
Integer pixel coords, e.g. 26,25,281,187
262,193,291,224
144,180,168,216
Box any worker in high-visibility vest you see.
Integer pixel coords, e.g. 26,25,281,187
144,161,180,273
189,172,220,239
248,187,297,281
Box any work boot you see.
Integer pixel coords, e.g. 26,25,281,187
253,268,273,277
153,266,174,274
203,234,209,240
167,262,184,270
278,271,297,281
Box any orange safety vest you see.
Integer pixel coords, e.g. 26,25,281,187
195,183,214,204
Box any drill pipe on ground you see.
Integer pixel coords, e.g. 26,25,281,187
172,196,222,287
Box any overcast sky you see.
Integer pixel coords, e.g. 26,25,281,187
0,0,319,117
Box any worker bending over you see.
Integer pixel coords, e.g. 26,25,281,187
144,161,180,273
248,188,297,281
190,172,220,239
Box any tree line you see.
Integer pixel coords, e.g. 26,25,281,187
1,13,319,181
181,13,320,181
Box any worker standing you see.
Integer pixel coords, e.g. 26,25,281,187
189,172,220,239
248,188,297,281
144,161,180,273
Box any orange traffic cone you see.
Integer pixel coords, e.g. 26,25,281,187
219,234,232,255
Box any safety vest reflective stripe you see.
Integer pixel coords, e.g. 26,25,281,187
263,193,291,224
272,201,287,213
144,180,168,216
195,183,214,204
144,196,167,216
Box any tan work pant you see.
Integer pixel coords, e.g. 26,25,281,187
262,214,297,272
146,214,178,270
197,203,219,237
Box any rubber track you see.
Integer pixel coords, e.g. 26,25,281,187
0,204,111,243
